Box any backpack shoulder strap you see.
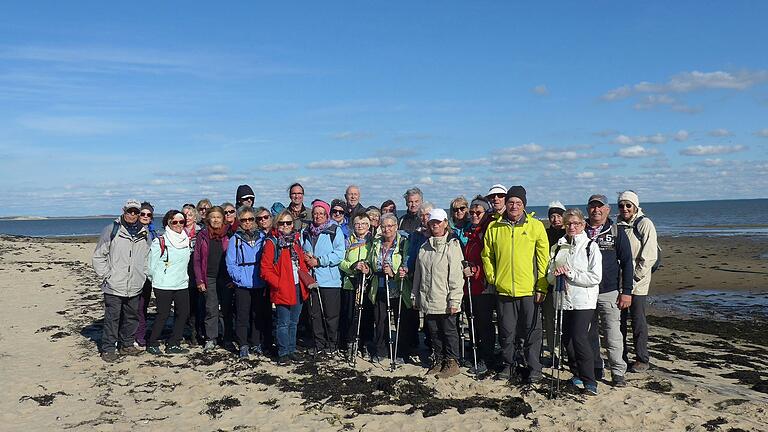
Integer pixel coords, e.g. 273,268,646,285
266,236,280,265
632,216,646,240
109,221,120,242
158,236,168,261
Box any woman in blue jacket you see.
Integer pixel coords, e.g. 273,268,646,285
302,199,346,355
146,210,192,355
226,206,271,359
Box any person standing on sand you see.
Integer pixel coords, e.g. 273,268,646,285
616,190,658,373
585,194,634,387
146,210,192,356
182,203,204,346
92,199,151,362
134,202,158,348
547,208,602,395
345,185,365,218
339,213,373,357
482,186,550,384
542,201,566,364
287,183,311,232
398,187,423,234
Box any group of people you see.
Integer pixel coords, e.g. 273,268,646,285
92,182,658,395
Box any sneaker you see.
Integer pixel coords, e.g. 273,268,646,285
426,359,444,376
612,375,627,387
288,352,301,362
437,359,461,379
249,346,264,357
277,356,291,366
629,361,649,373
101,351,119,363
470,359,488,375
525,374,543,384
584,383,598,396
146,346,163,356
370,355,384,364
570,376,584,388
495,364,514,381
166,345,190,355
239,345,250,359
119,346,143,356
203,340,217,352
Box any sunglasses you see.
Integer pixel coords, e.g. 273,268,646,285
256,215,271,221
489,193,505,199
331,209,345,215
278,220,293,226
452,206,467,212
618,203,634,209
224,209,236,215
469,210,485,216
198,207,210,211
140,212,153,217
239,217,255,223
169,220,185,226
125,208,140,215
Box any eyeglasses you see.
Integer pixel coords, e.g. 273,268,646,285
169,220,185,226
618,203,634,209
489,193,505,199
290,192,304,196
469,211,485,216
125,208,140,215
239,217,255,223
331,209,345,215
256,215,271,221
588,202,606,208
353,222,370,226
381,224,397,229
278,220,293,226
140,212,153,217
452,206,467,212
224,209,236,215
565,221,584,227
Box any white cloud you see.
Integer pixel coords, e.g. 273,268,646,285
261,163,299,172
428,167,462,175
755,129,768,138
499,142,544,154
708,128,733,137
576,172,595,179
331,131,374,141
602,70,768,100
306,157,396,169
611,133,667,145
680,145,747,156
492,154,529,164
673,130,690,142
633,94,676,110
616,145,659,158
612,134,634,145
532,85,549,96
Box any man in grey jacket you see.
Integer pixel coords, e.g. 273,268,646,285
92,199,151,362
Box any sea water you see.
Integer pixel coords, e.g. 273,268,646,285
1,198,766,237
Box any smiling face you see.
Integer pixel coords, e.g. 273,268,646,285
277,216,294,235
451,203,468,222
330,206,345,223
587,201,610,226
182,208,196,228
255,210,272,230
419,206,434,228
548,212,564,229
380,218,397,242
123,207,140,224
618,200,637,221
406,194,421,214
208,210,224,229
505,197,525,221
488,193,506,214
345,186,360,207
565,215,585,238
469,205,486,225
428,219,448,237
312,206,328,226
139,209,153,226
169,213,186,234
223,205,236,224
289,185,304,206
352,216,370,237
238,210,256,232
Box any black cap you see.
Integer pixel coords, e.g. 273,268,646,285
236,185,255,203
505,185,527,207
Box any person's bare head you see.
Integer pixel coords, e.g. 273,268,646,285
345,185,361,207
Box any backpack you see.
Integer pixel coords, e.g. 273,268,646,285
632,216,661,273
109,220,150,244
233,235,260,267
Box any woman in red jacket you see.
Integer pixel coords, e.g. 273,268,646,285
260,210,310,365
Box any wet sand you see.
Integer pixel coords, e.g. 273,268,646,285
1,235,767,431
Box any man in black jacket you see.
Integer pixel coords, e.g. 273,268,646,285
398,187,423,234
585,194,634,387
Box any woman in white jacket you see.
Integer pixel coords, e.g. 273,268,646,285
547,208,602,395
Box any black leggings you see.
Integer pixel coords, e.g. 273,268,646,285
563,309,596,386
149,288,190,347
235,287,273,349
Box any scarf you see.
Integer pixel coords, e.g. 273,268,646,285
184,223,196,239
164,226,190,250
347,232,370,249
121,216,142,237
277,231,299,262
308,220,332,243
237,227,257,246
207,223,228,240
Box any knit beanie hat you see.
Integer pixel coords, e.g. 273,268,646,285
470,196,491,212
505,185,527,206
618,190,640,209
236,185,255,203
547,200,566,217
311,199,331,216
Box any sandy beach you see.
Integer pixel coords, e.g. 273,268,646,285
1,234,766,432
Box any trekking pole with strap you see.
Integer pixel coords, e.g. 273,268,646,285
309,263,329,356
349,273,366,366
462,260,479,376
549,274,565,398
391,276,404,371
384,273,396,370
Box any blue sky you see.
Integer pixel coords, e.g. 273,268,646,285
1,1,767,216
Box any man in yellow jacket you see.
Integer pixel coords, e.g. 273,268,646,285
481,186,550,383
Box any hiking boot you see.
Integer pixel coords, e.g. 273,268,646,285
612,375,627,387
495,364,514,381
584,383,598,396
629,361,649,373
288,352,301,362
119,346,143,356
146,346,163,356
249,346,264,357
437,359,461,379
239,345,250,359
203,340,217,352
277,356,291,366
470,359,488,375
570,376,584,389
426,359,443,376
525,374,543,385
166,345,190,355
101,351,119,363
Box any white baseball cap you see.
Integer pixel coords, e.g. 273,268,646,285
428,208,448,222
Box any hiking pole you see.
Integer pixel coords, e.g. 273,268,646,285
350,274,366,366
549,275,565,398
462,260,479,376
384,273,396,371
392,276,404,371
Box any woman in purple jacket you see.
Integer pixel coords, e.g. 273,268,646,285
193,206,231,351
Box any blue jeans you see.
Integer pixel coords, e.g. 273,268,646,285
276,285,303,357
